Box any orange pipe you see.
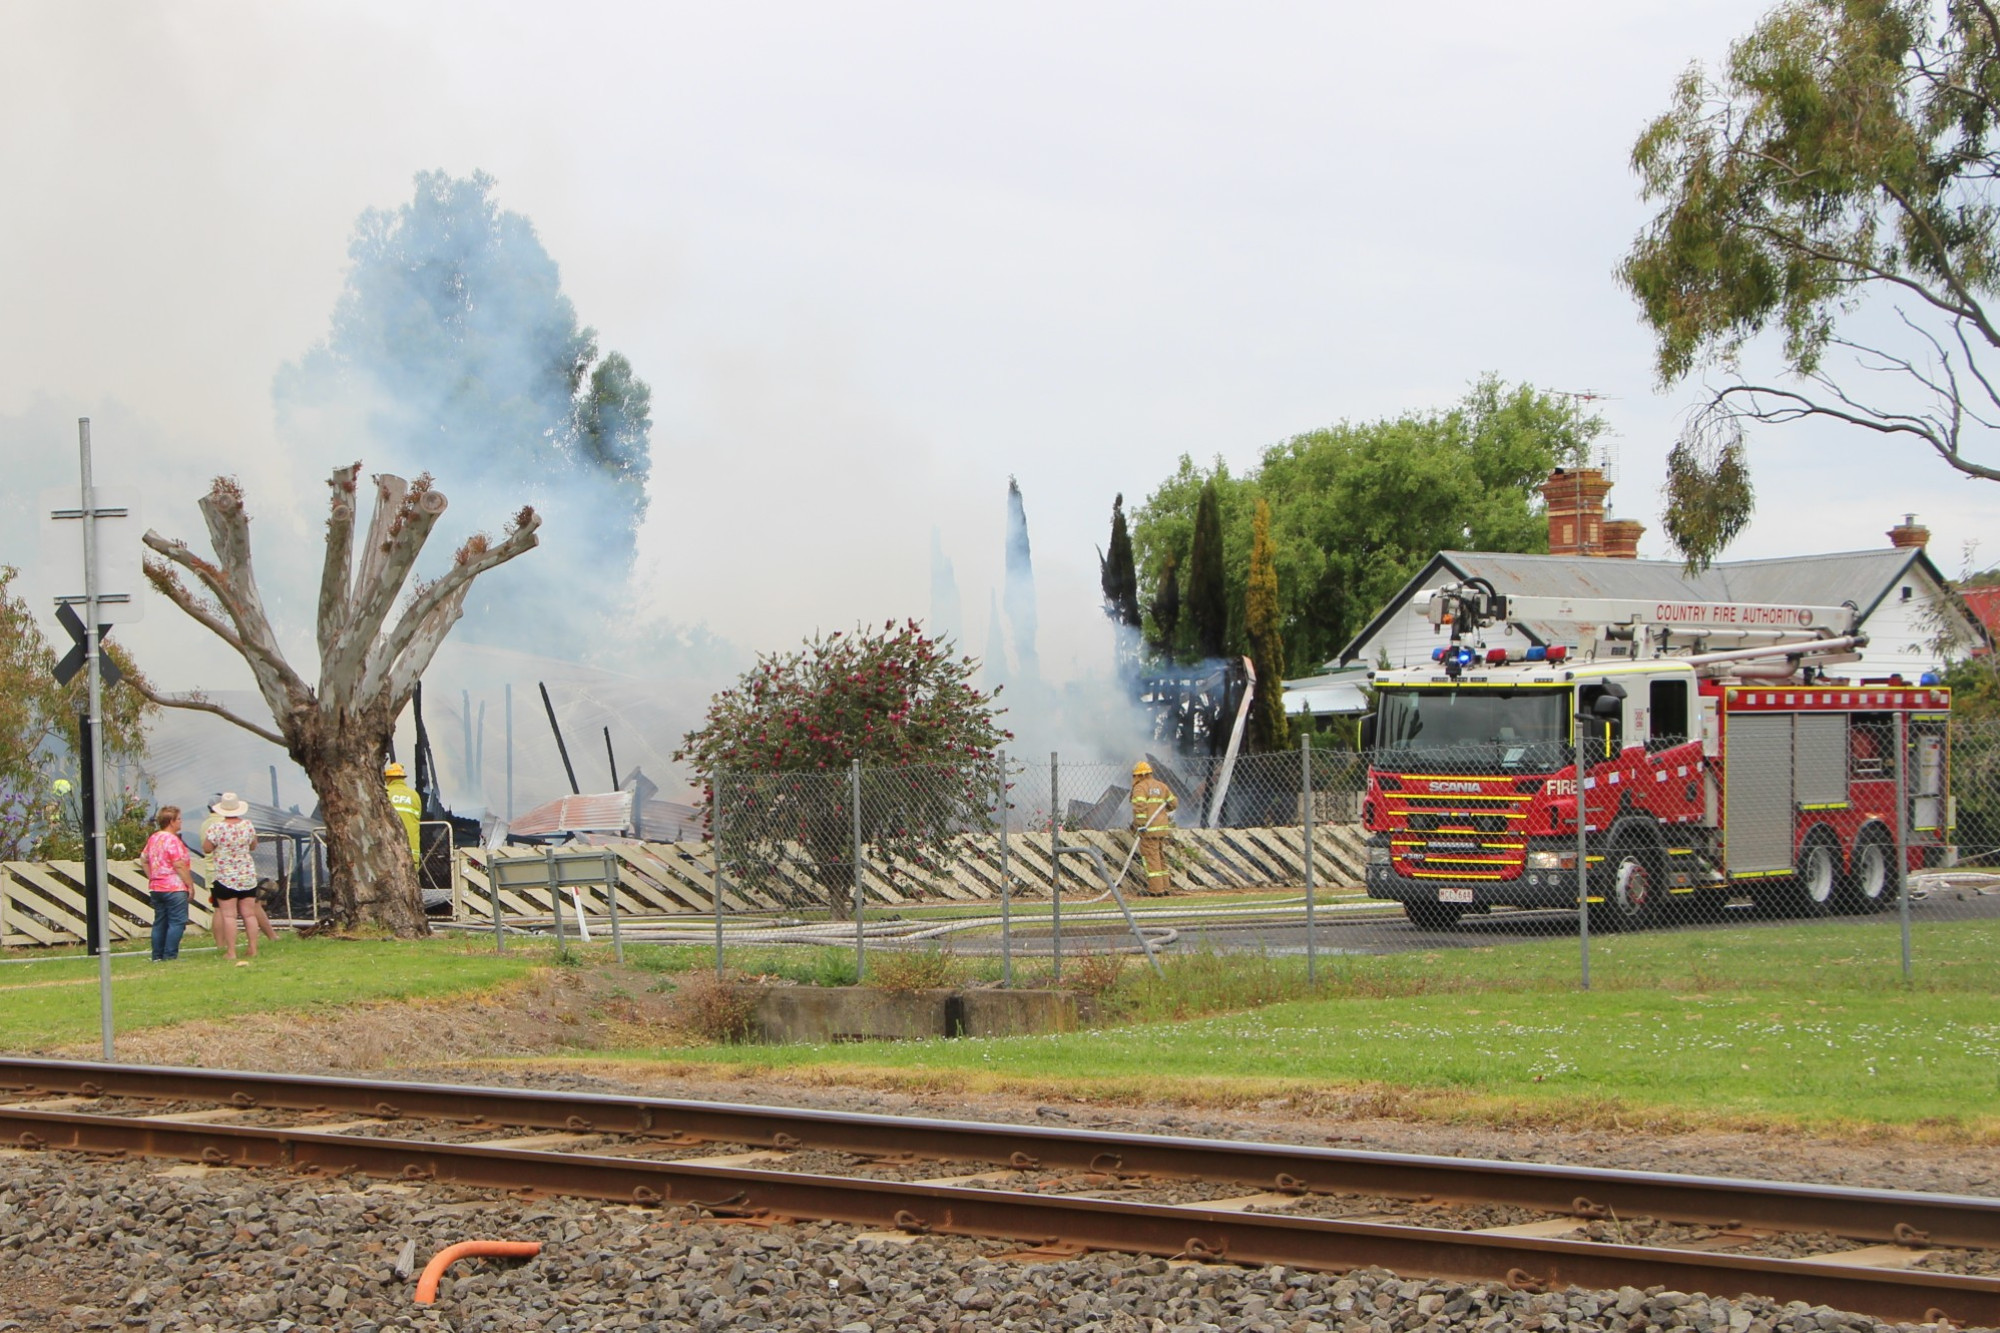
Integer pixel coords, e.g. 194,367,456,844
413,1240,543,1304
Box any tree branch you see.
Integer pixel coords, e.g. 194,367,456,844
126,677,286,747
357,509,541,705
140,536,302,723
321,474,446,710
195,480,310,701
1969,0,2000,60
1712,381,2000,482
317,463,360,663
382,583,474,710
1738,219,1985,329
1878,182,2000,349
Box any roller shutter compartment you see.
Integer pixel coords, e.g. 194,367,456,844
1725,715,1794,874
1793,714,1848,808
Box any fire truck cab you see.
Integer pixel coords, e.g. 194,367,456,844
1360,581,1951,929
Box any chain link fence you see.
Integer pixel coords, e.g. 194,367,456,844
689,704,2000,985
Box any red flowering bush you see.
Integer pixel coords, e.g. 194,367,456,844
675,621,1010,916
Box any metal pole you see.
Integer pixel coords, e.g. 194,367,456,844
1896,712,1912,980
1302,731,1316,985
852,758,865,982
1049,751,1061,984
997,752,1012,988
504,683,514,822
1576,718,1591,991
79,420,114,1060
712,777,726,979
603,726,619,791
77,713,101,956
540,682,579,795
603,850,624,967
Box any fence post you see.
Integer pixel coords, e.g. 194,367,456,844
852,758,866,982
1896,713,1912,980
997,751,1012,989
1049,751,1061,985
1302,731,1315,985
546,847,567,955
487,849,505,954
603,849,624,966
1575,727,1591,991
712,777,726,979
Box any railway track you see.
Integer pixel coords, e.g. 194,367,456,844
0,1058,1995,1327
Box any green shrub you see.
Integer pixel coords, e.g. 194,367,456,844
867,947,962,993
669,970,758,1044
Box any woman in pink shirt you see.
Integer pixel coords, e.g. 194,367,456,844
141,806,194,961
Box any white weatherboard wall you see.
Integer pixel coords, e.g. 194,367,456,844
1851,567,1959,682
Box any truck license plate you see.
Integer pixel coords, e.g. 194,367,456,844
1438,888,1475,904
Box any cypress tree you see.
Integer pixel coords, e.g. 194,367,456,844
1103,495,1141,628
1185,479,1228,660
1149,553,1181,659
1246,497,1290,752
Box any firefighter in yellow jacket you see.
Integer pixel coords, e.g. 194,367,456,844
383,762,422,865
1131,760,1178,895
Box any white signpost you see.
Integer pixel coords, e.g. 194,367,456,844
41,421,143,1061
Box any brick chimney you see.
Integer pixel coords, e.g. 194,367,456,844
1888,513,1929,550
1600,517,1645,559
1540,467,1612,556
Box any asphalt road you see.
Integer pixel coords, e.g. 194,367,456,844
962,877,2000,962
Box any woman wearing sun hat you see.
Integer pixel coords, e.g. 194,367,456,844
202,793,261,966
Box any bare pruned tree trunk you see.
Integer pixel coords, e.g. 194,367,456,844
135,466,539,936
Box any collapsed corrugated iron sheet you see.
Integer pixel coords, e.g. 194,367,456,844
507,791,635,839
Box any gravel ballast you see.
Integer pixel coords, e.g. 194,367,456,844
0,1146,1985,1333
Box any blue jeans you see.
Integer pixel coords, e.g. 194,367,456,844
150,891,189,960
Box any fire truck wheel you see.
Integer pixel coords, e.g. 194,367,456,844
1759,833,1839,918
1595,839,1663,932
1839,829,1895,914
1403,901,1464,931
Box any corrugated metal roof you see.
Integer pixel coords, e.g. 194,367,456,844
506,791,635,839
1283,670,1372,716
1337,547,1952,665
1439,547,1919,608
638,799,705,842
1960,586,2000,636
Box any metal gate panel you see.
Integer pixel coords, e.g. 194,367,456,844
1793,714,1848,807
1726,715,1794,873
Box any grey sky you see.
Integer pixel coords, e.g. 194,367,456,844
3,0,1982,708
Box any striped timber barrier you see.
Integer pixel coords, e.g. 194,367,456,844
1,826,1370,946
456,825,1369,920
1,858,217,949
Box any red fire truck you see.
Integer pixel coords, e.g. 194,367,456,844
1360,581,1951,929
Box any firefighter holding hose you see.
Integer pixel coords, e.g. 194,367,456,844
1130,760,1178,896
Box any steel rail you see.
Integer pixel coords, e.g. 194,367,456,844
2,1058,1997,1250
0,1107,1995,1327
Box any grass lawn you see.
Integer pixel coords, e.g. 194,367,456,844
0,935,543,1051
4,919,1995,1137
606,920,2000,1135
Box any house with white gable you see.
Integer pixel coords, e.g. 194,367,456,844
1332,471,1983,683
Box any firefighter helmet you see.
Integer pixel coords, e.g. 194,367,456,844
383,762,407,780
1132,760,1152,777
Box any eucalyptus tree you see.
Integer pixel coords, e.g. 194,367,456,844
138,466,539,934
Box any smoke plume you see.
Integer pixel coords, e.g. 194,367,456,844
1003,476,1039,680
